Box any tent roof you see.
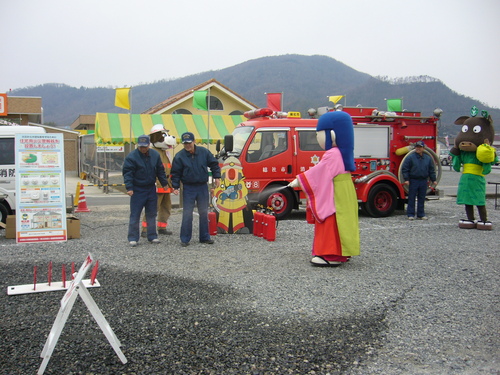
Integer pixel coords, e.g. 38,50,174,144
95,113,245,145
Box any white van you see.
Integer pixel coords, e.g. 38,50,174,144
0,125,46,223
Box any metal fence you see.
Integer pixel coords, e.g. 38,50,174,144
80,134,129,193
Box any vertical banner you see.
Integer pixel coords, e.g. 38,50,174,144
266,92,282,112
15,133,67,243
193,90,208,111
328,95,344,104
0,93,7,116
386,98,403,112
115,88,131,110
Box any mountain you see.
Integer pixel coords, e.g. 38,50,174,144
10,54,500,137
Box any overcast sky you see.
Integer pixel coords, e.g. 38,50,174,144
2,0,499,109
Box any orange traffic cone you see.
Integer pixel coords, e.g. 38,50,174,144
75,183,91,212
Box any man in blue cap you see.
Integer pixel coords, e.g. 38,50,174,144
171,132,221,247
401,141,437,220
123,134,169,247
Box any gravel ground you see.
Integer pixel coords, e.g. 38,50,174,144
1,171,499,374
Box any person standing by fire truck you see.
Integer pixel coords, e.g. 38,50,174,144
402,141,437,220
171,132,221,247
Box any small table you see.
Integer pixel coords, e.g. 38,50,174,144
488,182,500,209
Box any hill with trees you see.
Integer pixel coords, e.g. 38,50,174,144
11,54,499,137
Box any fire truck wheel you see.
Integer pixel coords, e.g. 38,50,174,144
260,186,294,220
364,183,398,218
398,149,442,195
0,202,9,224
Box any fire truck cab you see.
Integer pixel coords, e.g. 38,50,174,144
218,106,442,219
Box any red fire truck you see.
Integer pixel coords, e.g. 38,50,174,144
218,105,442,219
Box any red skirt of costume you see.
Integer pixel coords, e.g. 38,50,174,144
297,148,360,262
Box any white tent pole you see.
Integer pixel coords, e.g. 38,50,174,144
207,86,210,149
129,88,132,154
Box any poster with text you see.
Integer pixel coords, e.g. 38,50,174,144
15,133,67,243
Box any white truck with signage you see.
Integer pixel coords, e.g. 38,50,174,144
0,125,46,223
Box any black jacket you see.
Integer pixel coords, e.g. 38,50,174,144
122,148,168,191
171,145,221,188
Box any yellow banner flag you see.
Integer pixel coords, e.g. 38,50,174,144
115,88,131,110
328,95,344,104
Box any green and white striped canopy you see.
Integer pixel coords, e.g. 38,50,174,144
95,113,245,144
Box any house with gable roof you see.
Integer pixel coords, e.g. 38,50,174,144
94,79,257,145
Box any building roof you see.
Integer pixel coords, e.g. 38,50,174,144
70,114,96,130
142,78,258,114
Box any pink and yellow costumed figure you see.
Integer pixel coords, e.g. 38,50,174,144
289,110,360,266
214,156,250,234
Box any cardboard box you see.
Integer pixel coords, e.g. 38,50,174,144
5,215,15,239
66,215,81,239
4,215,80,239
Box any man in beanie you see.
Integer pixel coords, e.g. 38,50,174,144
123,134,169,247
171,132,221,247
401,141,437,220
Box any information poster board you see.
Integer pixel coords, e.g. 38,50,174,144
15,133,67,243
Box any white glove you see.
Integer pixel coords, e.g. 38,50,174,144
288,178,300,188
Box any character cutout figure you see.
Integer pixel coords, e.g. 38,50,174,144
214,156,250,234
450,107,497,230
141,124,177,236
289,110,360,266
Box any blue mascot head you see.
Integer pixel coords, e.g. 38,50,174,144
316,111,355,171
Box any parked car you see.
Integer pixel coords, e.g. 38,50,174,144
440,149,452,166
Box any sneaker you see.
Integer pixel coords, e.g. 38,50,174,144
419,216,428,220
129,241,137,247
149,238,160,244
200,239,214,244
158,228,172,235
181,242,189,247
408,216,415,220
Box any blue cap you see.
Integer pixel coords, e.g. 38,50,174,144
181,132,195,143
137,135,150,147
415,141,425,147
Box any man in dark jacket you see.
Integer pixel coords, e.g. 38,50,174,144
123,134,169,247
402,141,437,220
171,132,221,247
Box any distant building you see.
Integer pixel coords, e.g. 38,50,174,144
70,114,96,132
0,95,42,125
94,78,257,145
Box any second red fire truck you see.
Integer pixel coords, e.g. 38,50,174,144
218,104,442,219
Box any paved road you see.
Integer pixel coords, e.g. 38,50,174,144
65,167,500,209
3,171,499,374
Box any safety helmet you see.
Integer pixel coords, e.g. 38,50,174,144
150,124,165,134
